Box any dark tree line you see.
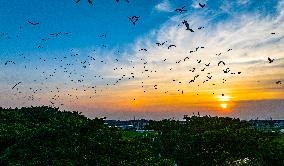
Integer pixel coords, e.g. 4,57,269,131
0,106,283,165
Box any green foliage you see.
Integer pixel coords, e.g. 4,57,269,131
146,116,284,165
1,107,283,165
0,106,171,165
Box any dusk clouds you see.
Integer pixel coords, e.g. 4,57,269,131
0,0,283,120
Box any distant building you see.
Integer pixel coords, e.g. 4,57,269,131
105,119,150,130
250,120,284,129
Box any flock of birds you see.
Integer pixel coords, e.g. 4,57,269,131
0,1,282,108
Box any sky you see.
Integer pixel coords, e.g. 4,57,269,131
0,0,283,120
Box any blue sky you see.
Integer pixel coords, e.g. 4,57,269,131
0,0,283,120
0,0,279,53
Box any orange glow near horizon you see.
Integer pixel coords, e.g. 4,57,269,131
220,103,228,109
40,79,284,117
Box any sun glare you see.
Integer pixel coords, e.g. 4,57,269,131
220,103,228,109
217,95,231,102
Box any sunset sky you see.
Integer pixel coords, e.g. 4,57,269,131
0,0,283,120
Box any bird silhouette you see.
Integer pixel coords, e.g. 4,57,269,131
168,45,176,49
156,41,167,46
116,0,130,3
268,57,275,63
99,34,106,38
56,32,62,36
12,82,22,90
174,6,187,13
139,48,147,51
128,16,140,25
189,68,196,72
5,60,15,65
182,20,194,32
199,3,205,8
223,68,230,73
28,21,39,26
76,0,93,5
218,61,225,66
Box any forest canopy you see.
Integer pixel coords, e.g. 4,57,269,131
0,106,283,165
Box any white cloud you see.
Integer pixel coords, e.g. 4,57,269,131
238,0,249,5
154,0,172,12
91,0,284,99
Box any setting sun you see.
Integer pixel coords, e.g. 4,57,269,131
220,103,228,109
217,95,231,102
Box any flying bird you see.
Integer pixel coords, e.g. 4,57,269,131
268,57,275,63
174,6,187,13
12,82,22,90
189,68,196,72
182,20,194,32
4,60,15,65
184,57,189,61
199,3,205,8
128,16,140,25
28,21,39,26
168,45,176,49
223,68,230,73
76,0,93,5
156,41,167,46
116,0,130,3
99,34,106,38
55,32,62,36
218,61,225,66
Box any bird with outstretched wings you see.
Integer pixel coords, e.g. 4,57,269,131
76,0,93,5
